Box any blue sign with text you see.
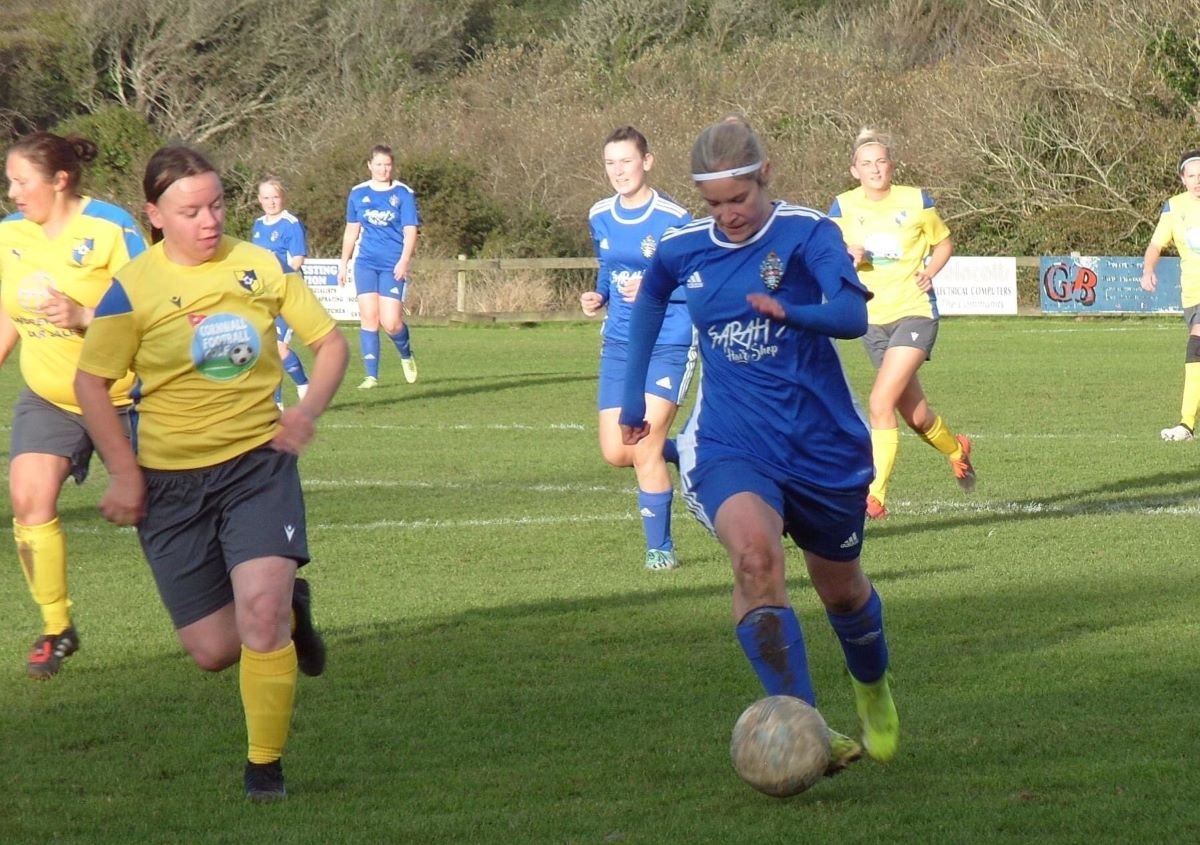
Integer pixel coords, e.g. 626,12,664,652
1040,256,1181,313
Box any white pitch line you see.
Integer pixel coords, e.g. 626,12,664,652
1005,323,1177,335
44,496,1200,538
311,513,637,532
323,421,586,432
885,497,1200,517
303,478,626,494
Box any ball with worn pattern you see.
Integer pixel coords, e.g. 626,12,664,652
730,695,831,797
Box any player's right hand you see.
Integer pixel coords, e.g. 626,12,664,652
580,291,604,317
1140,272,1157,293
99,470,147,526
621,422,650,446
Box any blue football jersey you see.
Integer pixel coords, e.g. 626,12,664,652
589,190,693,346
251,212,307,273
345,180,421,272
626,202,873,490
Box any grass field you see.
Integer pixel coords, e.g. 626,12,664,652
2,317,1198,844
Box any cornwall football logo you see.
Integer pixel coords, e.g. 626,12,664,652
640,234,657,259
235,270,264,296
760,251,784,291
71,238,94,266
191,313,260,381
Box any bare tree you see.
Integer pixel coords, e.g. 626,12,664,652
67,0,328,144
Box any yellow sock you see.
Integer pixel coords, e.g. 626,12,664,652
917,415,962,459
1181,363,1200,429
14,518,72,635
240,642,298,764
869,427,900,504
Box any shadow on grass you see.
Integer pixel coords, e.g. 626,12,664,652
330,371,595,412
872,467,1200,539
3,562,1196,843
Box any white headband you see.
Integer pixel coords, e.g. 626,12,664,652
1181,156,1200,173
692,161,763,182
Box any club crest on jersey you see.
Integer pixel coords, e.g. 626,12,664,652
640,235,657,259
270,230,281,243
389,194,400,207
235,270,264,296
599,238,610,251
71,238,95,266
760,251,784,291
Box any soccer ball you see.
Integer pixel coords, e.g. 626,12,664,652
228,343,254,366
730,695,832,797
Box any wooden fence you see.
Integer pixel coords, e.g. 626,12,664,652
415,255,1043,315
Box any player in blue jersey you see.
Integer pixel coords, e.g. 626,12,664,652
620,117,899,771
336,144,420,389
0,131,147,677
582,126,695,571
252,177,310,409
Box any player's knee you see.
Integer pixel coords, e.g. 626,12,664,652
9,489,59,526
867,392,898,423
188,643,239,673
1186,334,1200,363
730,541,781,583
381,317,406,335
600,442,632,468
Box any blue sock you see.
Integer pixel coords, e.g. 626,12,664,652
826,587,889,684
662,438,679,467
735,606,815,705
281,350,308,386
360,329,380,378
637,488,673,551
388,325,412,358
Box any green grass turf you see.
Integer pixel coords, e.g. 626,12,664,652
1,318,1197,844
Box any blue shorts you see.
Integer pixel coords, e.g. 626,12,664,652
597,341,696,411
681,449,867,561
353,262,407,300
274,316,294,345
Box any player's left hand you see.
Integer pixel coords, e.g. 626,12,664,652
394,259,410,282
271,405,317,455
747,293,786,321
40,288,89,331
619,275,641,303
914,270,934,292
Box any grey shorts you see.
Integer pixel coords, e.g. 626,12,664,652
1184,305,1200,328
863,317,940,368
10,387,130,484
137,447,310,629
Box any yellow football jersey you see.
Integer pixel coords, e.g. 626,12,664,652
1149,191,1200,308
0,197,146,412
828,184,951,324
77,236,337,470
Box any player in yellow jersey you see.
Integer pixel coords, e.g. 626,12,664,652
74,145,349,802
828,130,975,519
0,131,147,678
1141,149,1200,441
